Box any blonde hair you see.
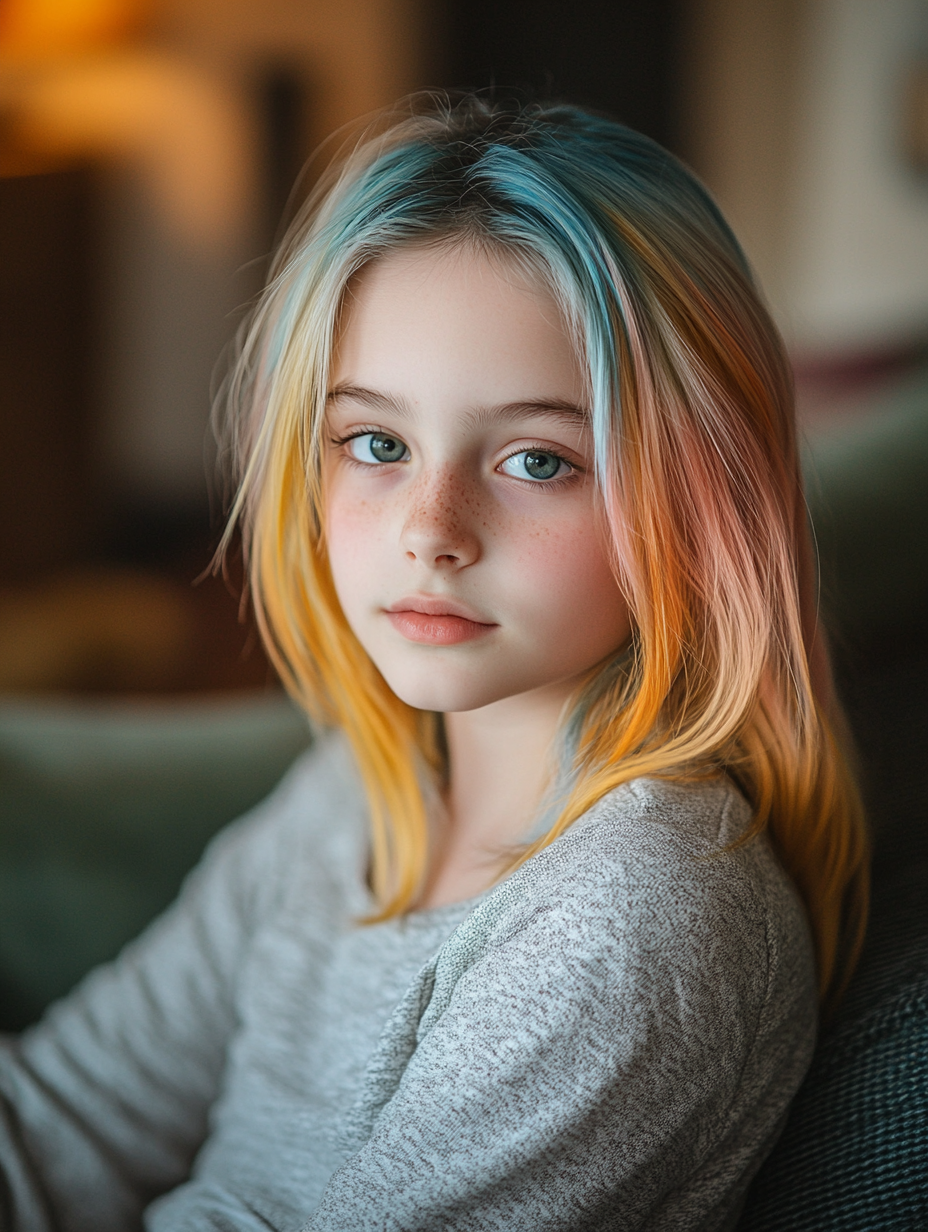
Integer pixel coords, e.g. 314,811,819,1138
218,97,868,1003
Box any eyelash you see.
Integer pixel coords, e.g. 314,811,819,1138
329,427,380,448
329,429,581,486
328,428,401,466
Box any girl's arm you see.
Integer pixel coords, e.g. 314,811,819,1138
0,763,303,1232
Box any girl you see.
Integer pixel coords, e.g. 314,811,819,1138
0,97,867,1230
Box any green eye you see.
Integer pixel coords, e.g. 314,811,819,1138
501,450,569,482
524,452,561,480
348,433,409,464
370,434,406,463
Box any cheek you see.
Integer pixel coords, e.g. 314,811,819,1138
324,485,384,607
505,510,626,639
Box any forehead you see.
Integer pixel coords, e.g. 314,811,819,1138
330,243,586,410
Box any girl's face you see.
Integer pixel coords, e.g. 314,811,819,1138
324,243,630,715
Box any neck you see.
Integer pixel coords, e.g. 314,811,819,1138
418,679,575,908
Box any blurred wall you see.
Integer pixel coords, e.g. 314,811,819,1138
683,0,928,355
788,0,928,351
680,0,803,323
158,0,427,154
102,0,428,519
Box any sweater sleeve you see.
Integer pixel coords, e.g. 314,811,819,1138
301,790,816,1232
0,760,309,1232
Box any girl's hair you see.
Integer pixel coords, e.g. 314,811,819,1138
218,95,868,1003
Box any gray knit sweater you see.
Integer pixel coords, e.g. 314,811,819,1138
0,735,816,1231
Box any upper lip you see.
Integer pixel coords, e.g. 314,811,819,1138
385,595,496,624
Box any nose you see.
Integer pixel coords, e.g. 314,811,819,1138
399,466,480,569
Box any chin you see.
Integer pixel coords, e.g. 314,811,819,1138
384,680,490,714
378,664,514,715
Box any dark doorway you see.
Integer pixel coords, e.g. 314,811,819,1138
0,167,96,584
438,0,684,151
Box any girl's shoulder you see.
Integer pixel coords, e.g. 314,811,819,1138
442,774,813,1013
542,772,791,914
581,772,756,854
571,774,810,969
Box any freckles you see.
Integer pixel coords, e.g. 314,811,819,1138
516,519,615,598
514,513,572,555
411,475,479,536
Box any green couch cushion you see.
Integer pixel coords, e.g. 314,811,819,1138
0,692,311,1028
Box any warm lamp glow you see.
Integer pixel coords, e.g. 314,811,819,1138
0,0,150,58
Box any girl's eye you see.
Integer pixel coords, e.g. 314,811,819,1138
347,433,409,464
499,450,571,482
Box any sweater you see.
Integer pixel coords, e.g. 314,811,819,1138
0,734,817,1231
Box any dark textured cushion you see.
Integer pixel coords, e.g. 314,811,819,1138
738,861,928,1231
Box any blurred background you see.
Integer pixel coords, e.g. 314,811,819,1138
0,0,926,1026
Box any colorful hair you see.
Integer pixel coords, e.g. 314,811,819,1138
218,96,868,1003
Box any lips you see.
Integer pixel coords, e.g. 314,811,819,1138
385,596,497,646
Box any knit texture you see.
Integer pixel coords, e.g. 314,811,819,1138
738,860,928,1232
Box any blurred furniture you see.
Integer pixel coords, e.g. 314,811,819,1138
739,858,928,1230
0,691,310,1028
0,562,276,695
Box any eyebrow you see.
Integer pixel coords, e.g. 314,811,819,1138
326,384,405,415
326,384,591,426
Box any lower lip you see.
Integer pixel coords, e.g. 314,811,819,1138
386,610,496,645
